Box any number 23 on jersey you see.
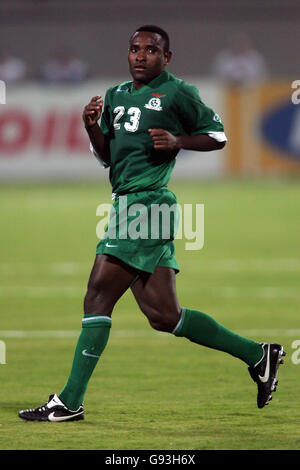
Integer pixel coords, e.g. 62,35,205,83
113,106,141,133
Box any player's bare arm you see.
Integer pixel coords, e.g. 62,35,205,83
83,96,110,166
148,128,226,151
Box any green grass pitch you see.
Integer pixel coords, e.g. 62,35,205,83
0,178,300,450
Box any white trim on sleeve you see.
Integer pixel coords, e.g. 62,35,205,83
89,142,110,168
207,131,227,142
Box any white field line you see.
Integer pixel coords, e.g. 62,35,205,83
0,286,83,298
0,330,162,339
1,258,300,276
1,329,300,339
0,262,86,276
0,330,80,338
214,259,300,271
218,286,300,299
0,285,299,299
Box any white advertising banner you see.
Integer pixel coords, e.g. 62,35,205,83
0,79,226,181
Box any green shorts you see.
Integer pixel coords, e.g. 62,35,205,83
96,188,180,274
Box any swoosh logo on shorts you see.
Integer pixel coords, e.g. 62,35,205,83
258,344,270,383
82,349,100,359
105,243,118,248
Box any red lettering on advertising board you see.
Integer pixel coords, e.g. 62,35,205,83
0,109,89,157
66,113,89,152
41,112,58,151
0,111,31,154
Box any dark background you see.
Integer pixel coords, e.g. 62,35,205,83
0,0,299,80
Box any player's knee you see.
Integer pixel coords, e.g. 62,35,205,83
143,306,179,333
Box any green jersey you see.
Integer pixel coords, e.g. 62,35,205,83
99,70,225,195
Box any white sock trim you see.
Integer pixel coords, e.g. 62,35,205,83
82,315,112,323
172,308,186,335
253,342,266,368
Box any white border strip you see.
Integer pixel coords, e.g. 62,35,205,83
1,329,300,339
82,315,112,323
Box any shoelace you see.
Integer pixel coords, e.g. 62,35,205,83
25,406,46,412
26,403,49,412
38,406,47,412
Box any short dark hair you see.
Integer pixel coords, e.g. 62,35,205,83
133,25,170,53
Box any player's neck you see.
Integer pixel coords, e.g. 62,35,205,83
132,79,151,90
132,70,165,90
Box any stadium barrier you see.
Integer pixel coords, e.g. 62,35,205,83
0,79,299,181
225,81,300,176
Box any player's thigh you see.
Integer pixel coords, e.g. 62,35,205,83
84,254,139,313
131,266,181,330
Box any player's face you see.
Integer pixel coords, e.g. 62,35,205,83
128,31,171,88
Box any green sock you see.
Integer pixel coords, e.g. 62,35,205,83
173,308,263,366
59,314,111,410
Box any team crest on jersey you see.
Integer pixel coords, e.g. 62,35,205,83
213,113,222,123
144,97,162,111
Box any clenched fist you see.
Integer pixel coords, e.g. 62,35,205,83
148,128,179,151
82,96,104,129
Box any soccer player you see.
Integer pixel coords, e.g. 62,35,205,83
19,25,285,422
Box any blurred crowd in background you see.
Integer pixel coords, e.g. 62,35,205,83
0,33,268,87
0,50,90,84
0,0,299,182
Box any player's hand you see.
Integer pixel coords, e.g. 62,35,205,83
148,129,179,151
83,96,104,128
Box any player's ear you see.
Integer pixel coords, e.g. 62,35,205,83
164,51,172,65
